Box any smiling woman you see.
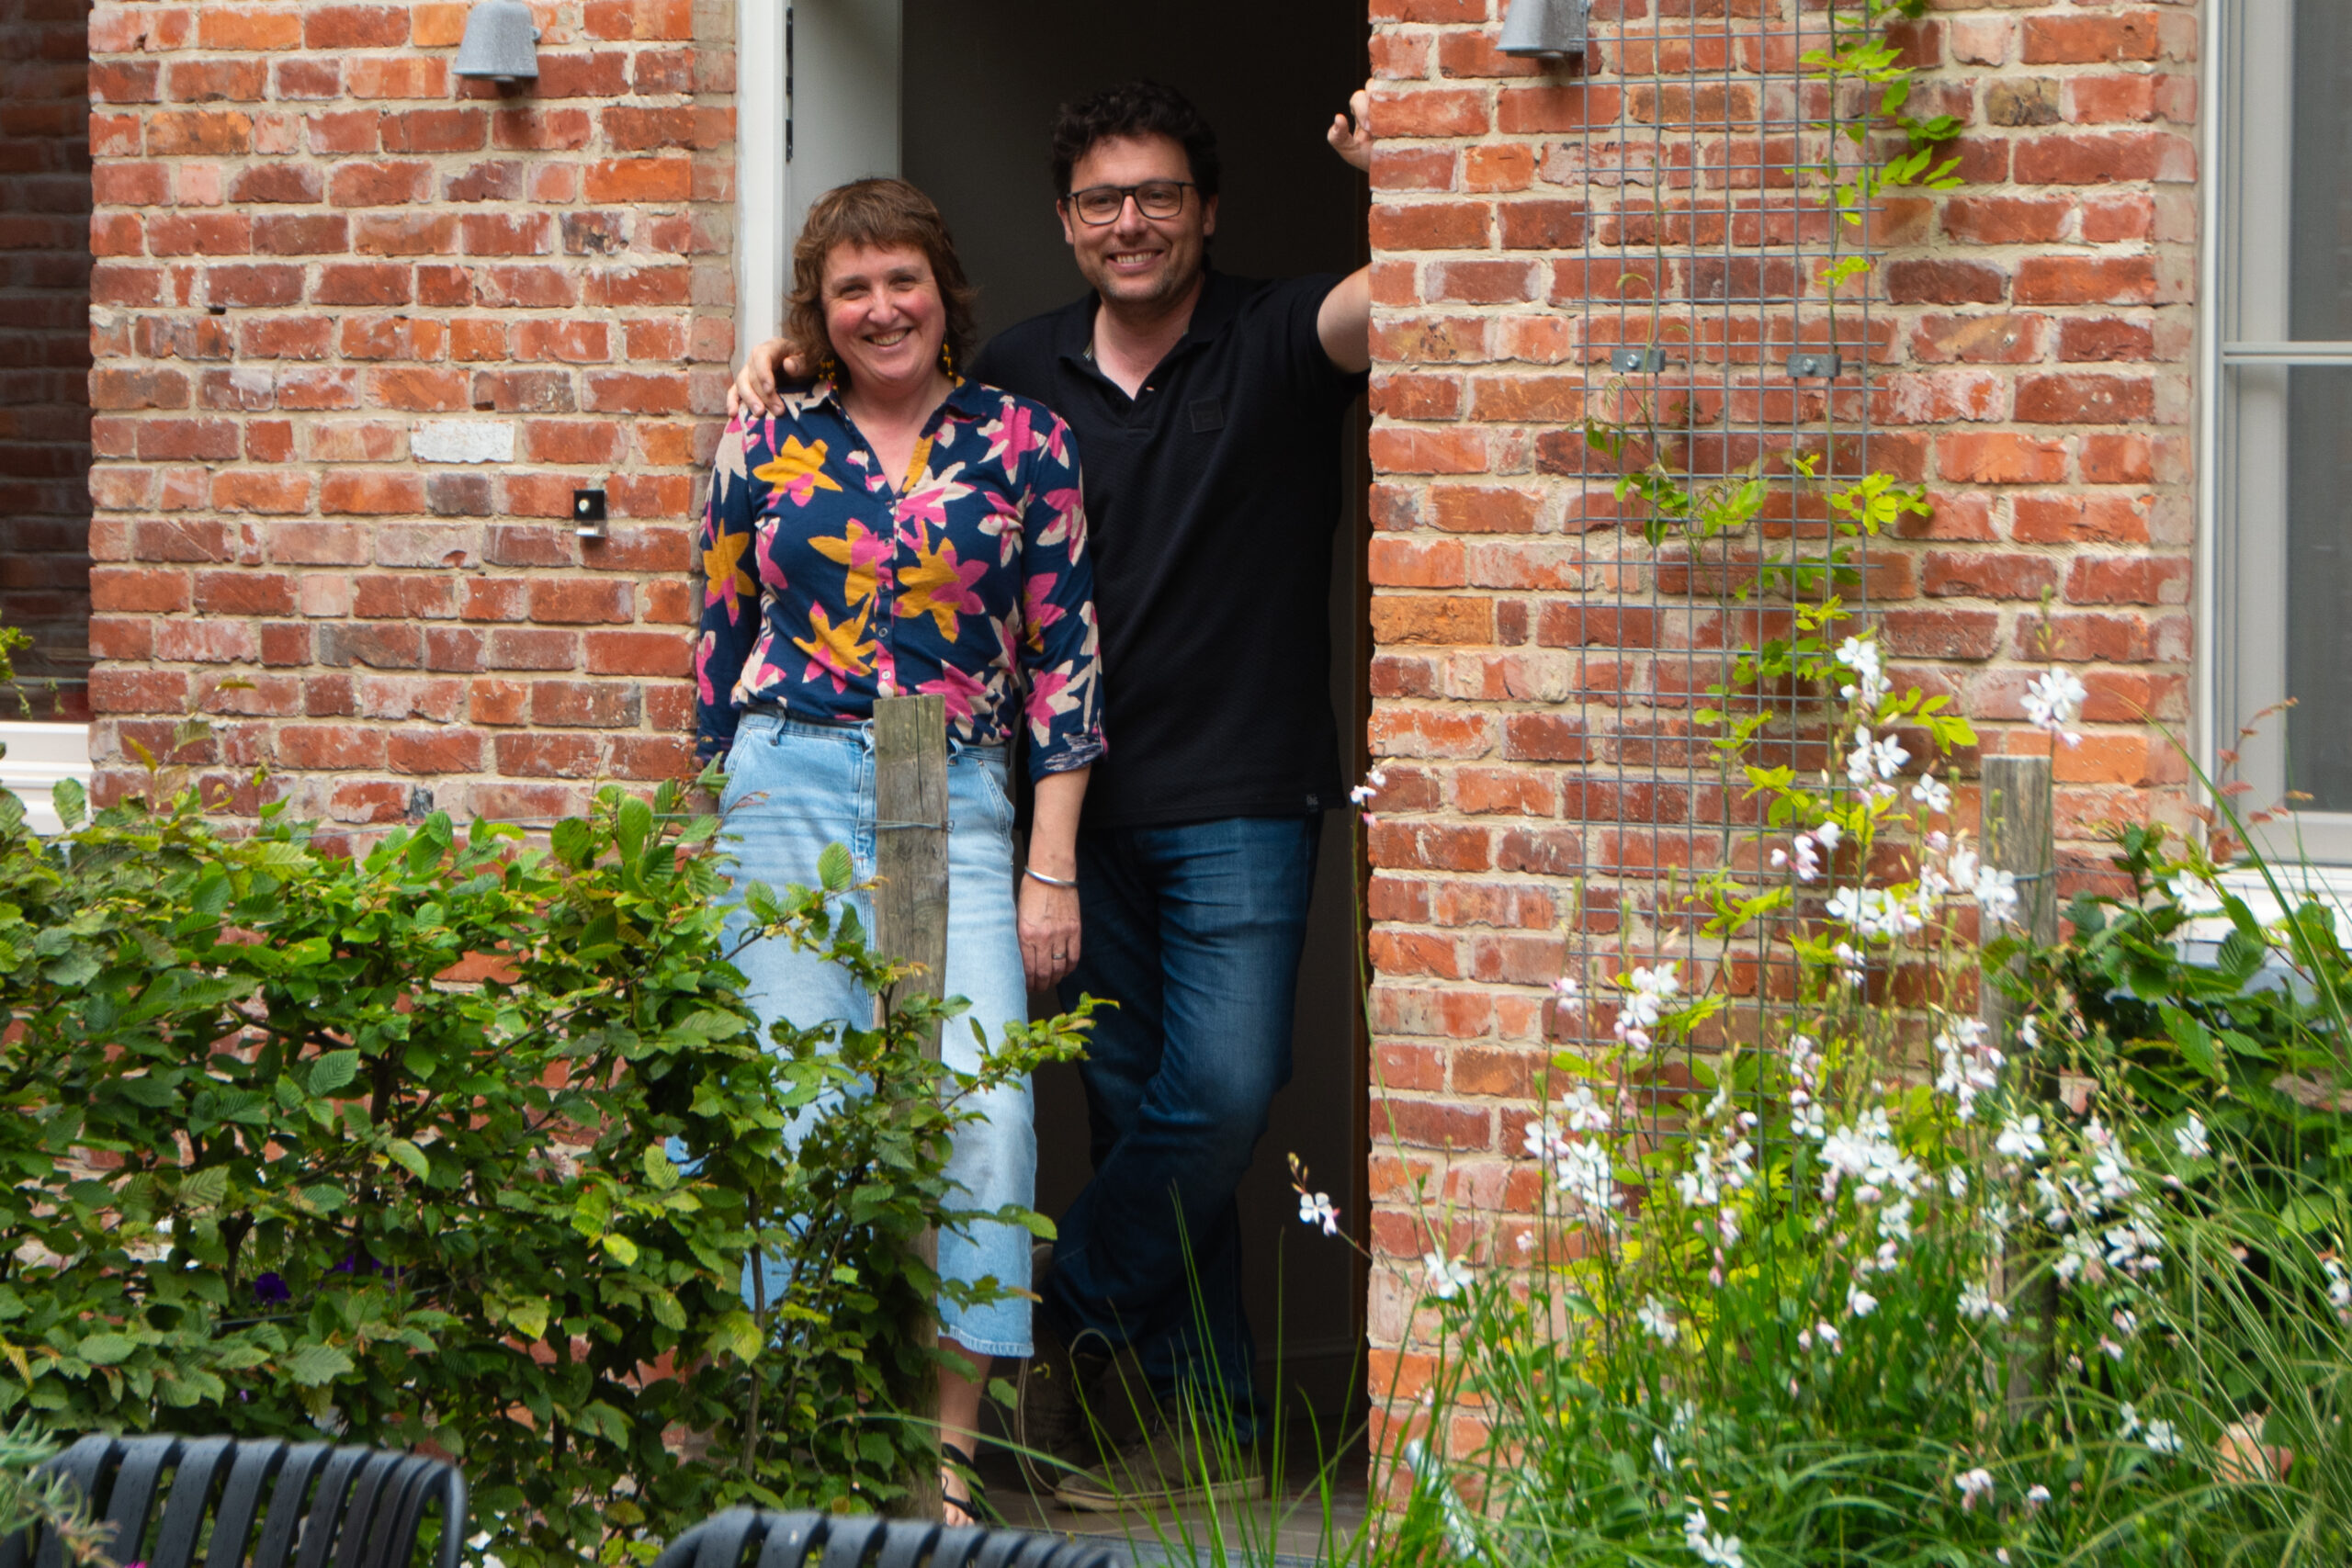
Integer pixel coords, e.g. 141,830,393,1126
694,176,1104,1524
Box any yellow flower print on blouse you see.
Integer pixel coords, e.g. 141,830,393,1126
807,519,892,608
755,436,844,507
895,532,989,640
702,525,755,620
793,600,876,692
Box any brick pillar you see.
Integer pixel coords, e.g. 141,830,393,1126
1361,0,2199,1459
85,0,736,831
1,0,96,719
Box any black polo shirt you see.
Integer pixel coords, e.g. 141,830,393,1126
970,271,1367,829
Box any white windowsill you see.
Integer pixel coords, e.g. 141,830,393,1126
0,722,94,836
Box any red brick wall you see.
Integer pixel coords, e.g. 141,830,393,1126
84,0,735,827
1,0,96,719
1359,0,2197,1449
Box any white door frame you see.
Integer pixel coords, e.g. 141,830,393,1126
734,0,904,363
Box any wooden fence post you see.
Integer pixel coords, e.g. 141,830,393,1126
871,694,948,1518
1982,752,2057,1411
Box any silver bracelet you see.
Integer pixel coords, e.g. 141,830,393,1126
1023,864,1079,889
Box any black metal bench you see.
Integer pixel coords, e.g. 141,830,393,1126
0,1435,465,1568
652,1509,1126,1568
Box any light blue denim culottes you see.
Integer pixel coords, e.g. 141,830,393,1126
718,711,1035,1359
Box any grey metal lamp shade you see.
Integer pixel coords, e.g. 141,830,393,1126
453,0,540,81
1498,0,1589,59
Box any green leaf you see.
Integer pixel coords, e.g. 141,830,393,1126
285,1343,356,1387
712,1311,763,1362
642,1144,681,1191
52,775,85,829
77,1333,137,1366
603,1232,639,1266
2159,1004,2218,1076
818,841,854,893
308,1049,362,1096
618,795,653,861
386,1139,432,1180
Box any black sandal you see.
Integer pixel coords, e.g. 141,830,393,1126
941,1439,984,1527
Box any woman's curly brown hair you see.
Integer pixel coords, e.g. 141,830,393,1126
785,178,978,382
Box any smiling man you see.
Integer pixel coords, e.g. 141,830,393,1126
731,79,1371,1510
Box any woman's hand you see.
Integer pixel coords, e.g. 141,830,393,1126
1019,874,1082,991
727,337,806,419
1021,767,1091,991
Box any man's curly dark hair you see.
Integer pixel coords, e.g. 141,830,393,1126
1048,80,1221,200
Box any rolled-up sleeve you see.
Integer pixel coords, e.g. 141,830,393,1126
1017,415,1106,780
694,424,761,762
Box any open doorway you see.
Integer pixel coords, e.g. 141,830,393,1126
897,0,1374,1472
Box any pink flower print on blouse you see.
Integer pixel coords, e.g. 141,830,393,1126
1024,665,1079,745
1035,487,1086,561
1022,571,1066,654
917,661,989,726
981,396,1040,473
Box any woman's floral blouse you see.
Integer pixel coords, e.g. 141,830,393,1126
695,377,1106,779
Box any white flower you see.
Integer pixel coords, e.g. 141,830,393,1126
2027,1483,2052,1507
1955,1468,1994,1508
1911,772,1952,814
2174,1113,2210,1160
2118,1402,2143,1438
1973,863,2021,924
1835,636,1888,706
1553,1139,1619,1227
1848,1284,1879,1317
2324,1257,2352,1323
1298,1191,1340,1235
1561,1084,1612,1134
1612,964,1681,1048
1636,1294,1680,1344
1813,1319,1841,1350
1683,1506,1746,1568
2144,1419,2183,1455
1995,1114,2047,1163
2023,668,2088,739
1959,1283,2010,1323
1423,1252,1475,1301
1552,975,1582,1001
1871,733,1910,779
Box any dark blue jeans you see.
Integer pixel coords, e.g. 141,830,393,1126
1046,813,1323,1437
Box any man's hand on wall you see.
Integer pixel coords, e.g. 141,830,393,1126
726,339,804,419
1327,85,1372,174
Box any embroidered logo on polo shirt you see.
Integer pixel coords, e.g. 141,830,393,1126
1188,397,1225,434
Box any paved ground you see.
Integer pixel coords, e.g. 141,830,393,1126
974,1442,1371,1564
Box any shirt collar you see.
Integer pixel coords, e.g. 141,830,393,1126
1055,269,1242,366
803,371,990,428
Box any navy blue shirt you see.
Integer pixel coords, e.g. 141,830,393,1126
971,271,1366,828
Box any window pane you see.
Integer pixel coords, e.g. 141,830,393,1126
2280,7,2352,811
2287,368,2352,808
2293,0,2352,341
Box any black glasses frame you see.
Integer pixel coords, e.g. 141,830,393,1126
1060,181,1197,225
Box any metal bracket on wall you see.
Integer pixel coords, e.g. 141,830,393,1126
1785,350,1843,379
1611,348,1671,374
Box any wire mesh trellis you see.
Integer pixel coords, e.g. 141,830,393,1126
1550,0,1891,1103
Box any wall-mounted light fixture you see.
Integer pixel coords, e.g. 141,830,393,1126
453,0,541,84
1498,0,1589,60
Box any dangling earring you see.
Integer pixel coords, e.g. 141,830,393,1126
939,341,956,378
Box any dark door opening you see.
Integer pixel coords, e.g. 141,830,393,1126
903,0,1373,1457
0,0,96,723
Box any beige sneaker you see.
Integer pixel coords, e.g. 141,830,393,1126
1013,1246,1113,1491
1049,1400,1264,1514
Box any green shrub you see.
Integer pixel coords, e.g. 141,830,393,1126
0,773,1088,1565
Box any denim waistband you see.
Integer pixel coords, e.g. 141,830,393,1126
733,707,1006,763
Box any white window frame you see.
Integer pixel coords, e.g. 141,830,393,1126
733,0,901,367
2203,0,2352,864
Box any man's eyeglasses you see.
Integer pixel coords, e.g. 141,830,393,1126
1063,181,1195,226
